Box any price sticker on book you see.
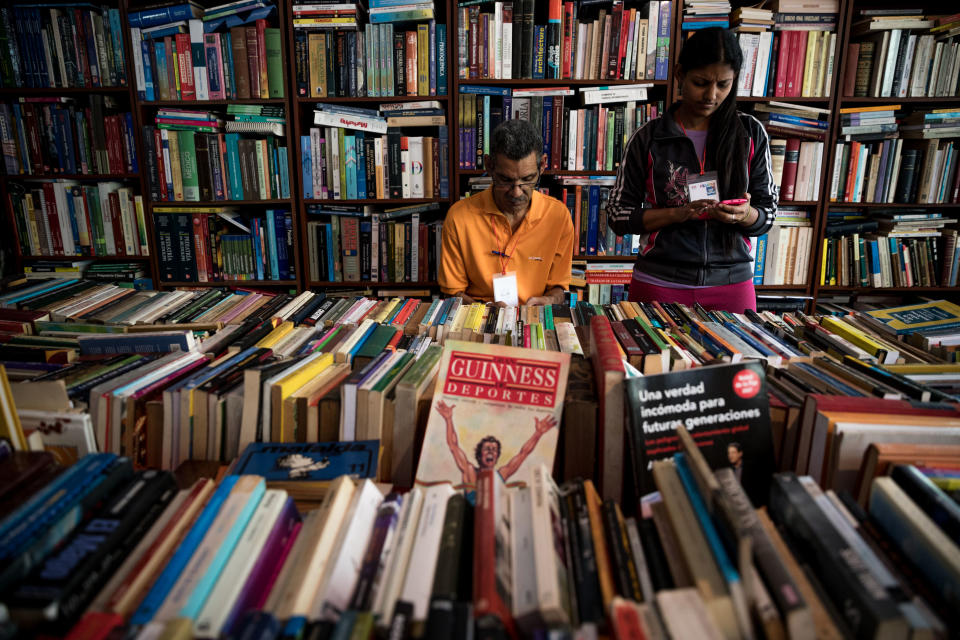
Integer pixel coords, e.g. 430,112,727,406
492,271,519,307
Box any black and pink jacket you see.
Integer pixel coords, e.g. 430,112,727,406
607,102,778,287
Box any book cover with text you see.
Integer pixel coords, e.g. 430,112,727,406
415,341,570,494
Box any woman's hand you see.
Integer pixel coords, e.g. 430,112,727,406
677,199,719,222
709,193,758,227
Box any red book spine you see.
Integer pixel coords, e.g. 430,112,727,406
245,27,260,99
610,320,642,358
562,2,574,80
843,141,860,203
175,34,196,100
107,191,125,255
616,6,631,79
473,469,519,639
256,19,268,99
781,138,801,201
153,128,168,200
775,31,790,97
551,96,563,170
469,7,480,78
65,612,125,640
523,323,531,347
790,31,808,98
384,328,404,352
42,183,64,255
843,43,860,97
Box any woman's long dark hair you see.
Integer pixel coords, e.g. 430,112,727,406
678,28,747,200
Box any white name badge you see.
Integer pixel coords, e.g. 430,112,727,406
492,271,519,307
687,170,720,202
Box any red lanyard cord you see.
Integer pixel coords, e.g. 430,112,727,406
678,120,707,176
490,215,523,275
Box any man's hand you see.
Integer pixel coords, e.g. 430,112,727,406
534,415,557,435
436,400,454,420
456,292,477,304
526,287,565,307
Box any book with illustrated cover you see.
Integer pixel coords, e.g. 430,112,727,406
863,300,960,335
232,441,379,485
414,340,570,494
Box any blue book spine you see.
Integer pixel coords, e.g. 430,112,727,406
180,479,266,619
264,210,278,279
587,185,599,255
278,146,290,198
768,112,827,129
656,1,671,81
439,125,448,199
61,110,78,174
141,39,156,101
347,322,379,363
275,210,289,280
221,31,235,99
344,134,357,200
11,104,29,171
64,187,80,252
753,234,767,284
325,223,335,281
284,214,295,280
131,476,239,626
161,133,174,197
129,3,200,28
52,110,67,173
225,133,243,200
542,96,553,162
674,454,741,584
533,25,546,79
205,42,221,97
437,24,447,96
483,95,490,156
301,135,312,199
125,113,139,173
429,20,437,96
251,218,264,280
355,131,367,199
869,239,881,284
108,9,126,86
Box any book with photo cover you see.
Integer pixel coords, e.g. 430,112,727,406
624,361,775,506
414,340,570,495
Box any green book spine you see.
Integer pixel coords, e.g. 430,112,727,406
264,28,284,98
178,131,199,202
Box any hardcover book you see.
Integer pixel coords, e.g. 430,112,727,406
414,340,570,494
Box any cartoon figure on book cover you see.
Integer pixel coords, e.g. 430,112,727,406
415,341,570,498
277,453,330,478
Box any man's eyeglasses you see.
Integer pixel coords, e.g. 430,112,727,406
491,172,541,191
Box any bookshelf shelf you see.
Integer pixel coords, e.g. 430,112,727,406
0,87,131,96
837,97,960,105
458,170,619,176
757,284,810,291
825,202,960,208
781,201,819,207
818,286,951,293
140,99,289,107
457,79,669,87
296,96,451,104
2,173,141,182
160,280,298,288
303,199,445,206
738,96,831,103
147,200,294,207
21,255,151,262
308,281,437,287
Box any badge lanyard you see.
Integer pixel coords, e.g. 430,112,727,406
490,215,524,275
678,120,707,176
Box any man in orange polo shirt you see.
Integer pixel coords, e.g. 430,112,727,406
439,119,574,306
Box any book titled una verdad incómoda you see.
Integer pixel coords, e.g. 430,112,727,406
414,340,570,493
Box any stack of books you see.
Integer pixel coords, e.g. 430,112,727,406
8,182,149,259
845,8,958,99
142,107,291,203
305,103,449,201
129,0,285,101
154,207,295,283
754,102,829,202
0,6,128,89
293,12,447,98
681,0,731,31
0,96,138,177
457,0,672,82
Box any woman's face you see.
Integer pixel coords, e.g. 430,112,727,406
677,62,736,119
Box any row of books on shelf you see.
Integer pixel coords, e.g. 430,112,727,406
8,182,148,259
294,21,448,98
457,88,659,171
820,212,959,288
0,6,127,89
294,0,438,27
0,97,138,177
752,210,814,286
736,27,838,99
143,111,291,203
306,213,441,285
457,0,672,81
22,260,148,283
303,113,449,201
131,17,286,102
845,11,960,99
155,209,295,283
829,133,960,205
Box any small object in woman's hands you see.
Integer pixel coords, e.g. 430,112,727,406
720,198,748,206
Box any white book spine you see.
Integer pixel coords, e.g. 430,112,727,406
194,489,288,638
314,480,384,621
494,2,503,79
372,488,423,627
511,485,537,625
409,137,424,198
398,483,454,624
189,20,209,100
502,15,513,80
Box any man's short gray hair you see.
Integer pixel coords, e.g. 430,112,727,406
490,118,543,162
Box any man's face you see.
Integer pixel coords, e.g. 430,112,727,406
489,152,543,217
727,445,743,467
479,441,500,469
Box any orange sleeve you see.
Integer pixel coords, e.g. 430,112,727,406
439,216,470,295
545,208,575,290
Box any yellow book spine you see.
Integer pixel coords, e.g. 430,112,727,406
257,320,294,348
